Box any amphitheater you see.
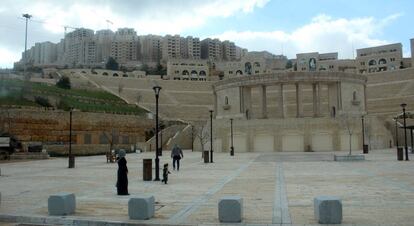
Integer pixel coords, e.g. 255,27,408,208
61,67,414,152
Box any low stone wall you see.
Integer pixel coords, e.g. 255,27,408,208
44,144,134,156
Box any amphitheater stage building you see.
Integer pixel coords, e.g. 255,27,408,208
211,72,392,152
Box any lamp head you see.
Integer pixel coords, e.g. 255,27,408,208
401,103,407,108
153,85,161,95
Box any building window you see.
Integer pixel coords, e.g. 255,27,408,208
368,60,376,66
378,59,387,65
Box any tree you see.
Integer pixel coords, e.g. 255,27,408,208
106,57,119,71
339,112,360,155
102,128,119,155
56,76,71,89
195,123,210,153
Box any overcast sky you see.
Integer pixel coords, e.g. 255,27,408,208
1,0,413,68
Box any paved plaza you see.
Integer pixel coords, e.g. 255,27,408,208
0,149,414,226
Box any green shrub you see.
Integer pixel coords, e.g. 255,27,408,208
56,76,71,89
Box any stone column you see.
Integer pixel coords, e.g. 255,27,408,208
258,85,267,118
296,83,303,118
313,83,321,117
277,84,285,118
241,87,252,119
363,84,367,112
312,83,318,117
317,82,322,116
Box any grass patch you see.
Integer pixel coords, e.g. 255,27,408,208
0,78,147,115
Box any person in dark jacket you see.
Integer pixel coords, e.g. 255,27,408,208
171,144,183,170
161,163,171,184
116,150,129,195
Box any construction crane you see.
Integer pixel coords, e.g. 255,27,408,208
64,25,79,37
105,19,113,30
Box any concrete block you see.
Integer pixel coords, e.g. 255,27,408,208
128,195,155,220
48,192,76,216
218,196,243,223
314,196,342,224
334,154,365,161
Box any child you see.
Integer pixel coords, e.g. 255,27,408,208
161,163,171,184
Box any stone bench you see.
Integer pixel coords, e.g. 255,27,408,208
314,196,342,224
48,192,76,216
218,196,243,223
128,195,155,220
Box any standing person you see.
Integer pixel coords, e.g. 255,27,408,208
161,163,171,184
171,144,184,171
116,150,129,195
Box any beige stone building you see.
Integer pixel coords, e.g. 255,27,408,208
411,38,414,66
64,28,96,67
180,36,201,59
201,38,222,61
140,34,162,65
210,72,393,152
111,28,140,66
95,29,114,64
356,43,402,73
166,59,209,81
222,40,236,61
162,35,181,61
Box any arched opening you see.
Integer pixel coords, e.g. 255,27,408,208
368,59,376,66
113,73,119,77
254,62,260,67
199,70,206,76
122,74,128,77
378,58,387,65
182,70,189,75
102,72,108,76
191,70,198,77
353,91,357,101
225,96,229,105
236,70,243,75
245,62,252,75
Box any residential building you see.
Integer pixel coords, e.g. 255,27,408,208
356,43,402,73
162,35,181,61
222,40,236,61
95,29,114,64
201,38,222,61
180,36,200,59
111,28,139,65
64,28,95,67
140,34,162,65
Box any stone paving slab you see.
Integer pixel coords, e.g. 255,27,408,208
1,149,414,225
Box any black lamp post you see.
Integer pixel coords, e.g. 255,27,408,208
159,125,163,156
230,118,234,156
191,124,194,152
401,103,408,161
68,108,75,168
362,115,365,151
153,85,161,181
209,110,214,163
395,117,399,147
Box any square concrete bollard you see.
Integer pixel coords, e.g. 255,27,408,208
48,192,76,216
314,196,342,224
218,196,243,223
128,195,155,220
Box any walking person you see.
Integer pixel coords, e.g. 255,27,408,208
171,144,184,171
116,150,129,195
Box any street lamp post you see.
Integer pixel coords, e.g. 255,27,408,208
22,13,32,74
401,103,409,161
159,125,163,156
153,85,161,181
68,109,75,168
230,118,234,156
209,110,213,163
395,117,399,147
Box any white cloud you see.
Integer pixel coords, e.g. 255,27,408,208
212,13,402,59
0,47,20,69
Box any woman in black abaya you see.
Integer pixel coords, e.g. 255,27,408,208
116,150,129,195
